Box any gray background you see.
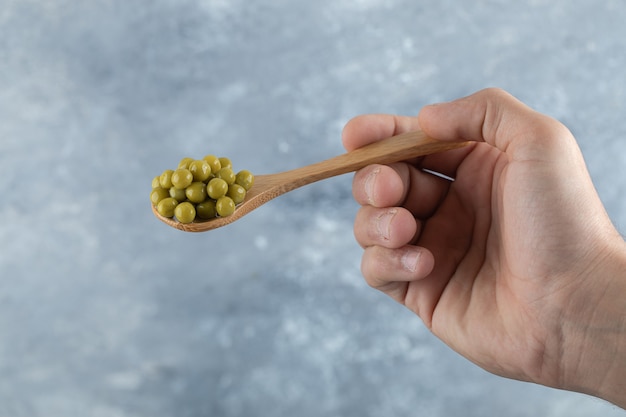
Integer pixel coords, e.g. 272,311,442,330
1,0,625,416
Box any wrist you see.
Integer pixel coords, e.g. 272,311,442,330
559,238,626,408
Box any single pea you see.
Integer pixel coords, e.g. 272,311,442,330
171,168,193,189
207,178,229,199
227,183,246,204
216,167,236,185
178,157,194,169
196,200,217,219
216,196,235,217
218,157,232,169
159,169,174,189
189,160,211,182
202,155,221,174
174,201,196,224
169,186,187,202
186,181,208,203
150,187,170,205
157,197,178,218
235,170,255,191
151,175,161,189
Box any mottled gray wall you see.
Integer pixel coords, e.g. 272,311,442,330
1,1,625,416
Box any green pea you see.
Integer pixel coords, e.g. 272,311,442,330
202,155,221,174
216,167,236,185
171,168,193,189
216,196,235,217
153,153,254,224
207,178,229,199
178,157,194,169
189,160,211,182
235,170,254,191
227,184,246,204
169,186,187,202
150,187,170,205
174,201,196,224
218,157,232,169
157,197,178,218
186,181,208,203
196,200,217,219
159,169,174,189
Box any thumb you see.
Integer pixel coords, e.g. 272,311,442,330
417,88,577,163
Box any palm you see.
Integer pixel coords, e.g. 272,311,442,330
404,143,570,382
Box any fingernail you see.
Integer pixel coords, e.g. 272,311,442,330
364,167,380,205
376,209,397,241
401,249,420,272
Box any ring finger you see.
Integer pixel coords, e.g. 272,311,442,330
354,205,419,249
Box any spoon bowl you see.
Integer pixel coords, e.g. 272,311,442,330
152,130,470,232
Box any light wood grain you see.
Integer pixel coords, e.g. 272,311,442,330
152,130,470,232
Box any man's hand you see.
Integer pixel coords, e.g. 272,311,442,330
343,88,626,407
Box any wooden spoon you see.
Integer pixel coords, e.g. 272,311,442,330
152,130,469,232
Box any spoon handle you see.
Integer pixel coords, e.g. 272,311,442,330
273,130,469,192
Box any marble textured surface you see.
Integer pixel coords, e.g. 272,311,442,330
1,1,625,416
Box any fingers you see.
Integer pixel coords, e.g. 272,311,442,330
351,164,407,208
354,206,418,249
352,162,452,219
342,113,452,307
342,114,472,202
342,114,422,152
417,88,576,161
361,245,435,304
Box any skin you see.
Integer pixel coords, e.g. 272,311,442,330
342,88,626,407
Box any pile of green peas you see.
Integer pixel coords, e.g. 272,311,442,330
150,155,254,224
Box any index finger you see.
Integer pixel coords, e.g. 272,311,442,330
341,113,475,179
341,114,422,152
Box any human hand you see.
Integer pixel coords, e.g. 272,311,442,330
342,88,626,406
